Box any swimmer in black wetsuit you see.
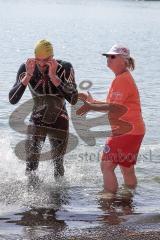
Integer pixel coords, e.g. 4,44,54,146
9,39,78,178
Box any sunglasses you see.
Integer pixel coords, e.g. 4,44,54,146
106,55,117,59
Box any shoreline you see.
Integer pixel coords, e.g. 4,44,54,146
1,215,160,240
34,223,160,240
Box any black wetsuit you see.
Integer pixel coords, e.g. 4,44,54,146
9,60,78,173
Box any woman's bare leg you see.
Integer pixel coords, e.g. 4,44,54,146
120,165,137,189
101,161,118,193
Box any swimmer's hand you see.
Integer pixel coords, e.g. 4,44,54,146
21,58,36,86
25,58,36,77
47,59,60,86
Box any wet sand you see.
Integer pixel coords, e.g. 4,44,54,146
34,224,160,240
2,208,160,240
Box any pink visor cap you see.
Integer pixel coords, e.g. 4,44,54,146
102,44,130,58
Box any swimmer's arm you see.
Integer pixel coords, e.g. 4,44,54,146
55,63,78,105
9,64,28,104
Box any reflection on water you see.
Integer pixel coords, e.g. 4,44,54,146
7,208,66,239
98,189,135,225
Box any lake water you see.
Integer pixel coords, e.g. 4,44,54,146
1,0,160,239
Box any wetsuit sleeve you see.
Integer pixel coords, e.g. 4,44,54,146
56,62,78,105
9,63,27,104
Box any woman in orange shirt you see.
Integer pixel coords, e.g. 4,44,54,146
77,44,145,193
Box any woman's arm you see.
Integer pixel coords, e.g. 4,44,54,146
76,101,110,116
76,100,126,116
78,91,106,104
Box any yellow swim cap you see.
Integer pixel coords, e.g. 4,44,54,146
34,39,54,58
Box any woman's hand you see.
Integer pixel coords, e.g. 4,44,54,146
76,100,92,116
25,58,36,77
78,91,94,103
